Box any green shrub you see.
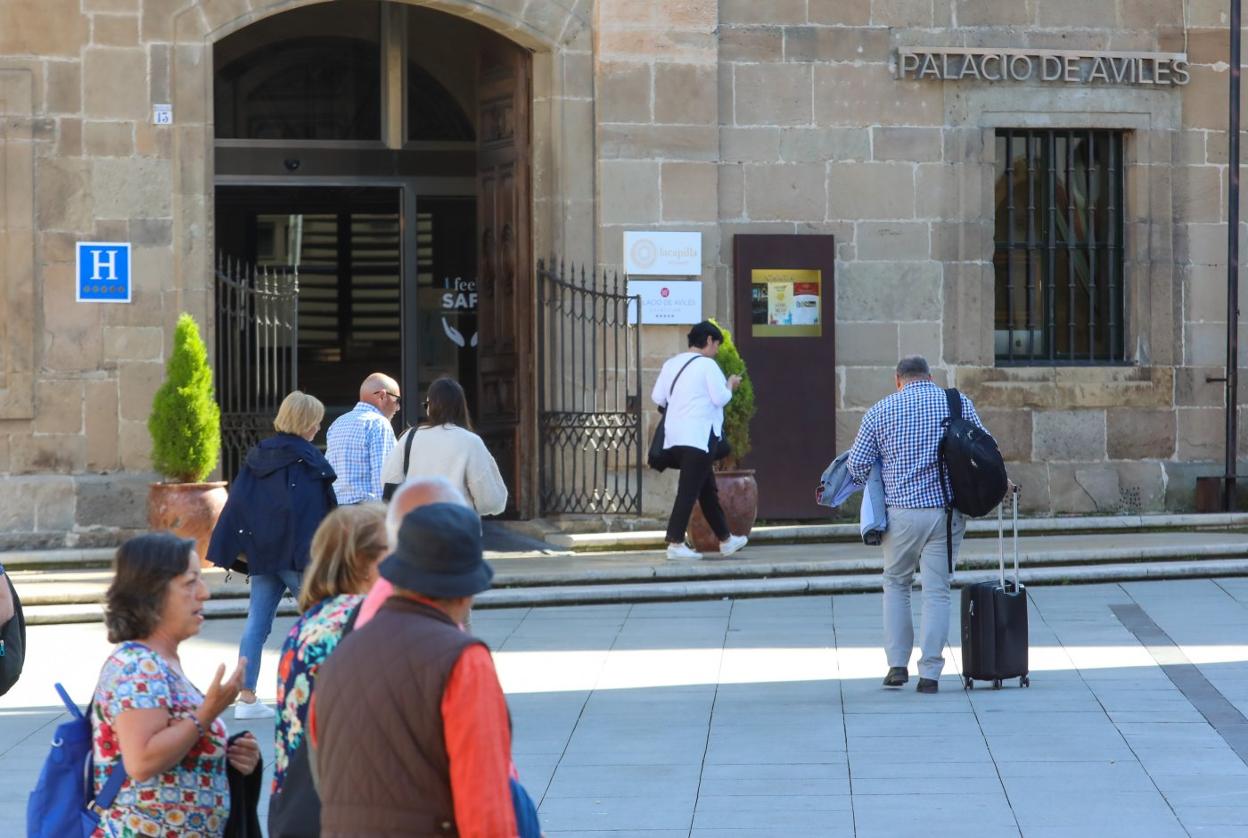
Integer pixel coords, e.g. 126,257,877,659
148,313,221,482
709,318,755,469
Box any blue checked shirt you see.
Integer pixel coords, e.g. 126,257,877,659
325,402,397,504
847,380,990,509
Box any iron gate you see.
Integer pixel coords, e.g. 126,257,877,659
537,259,643,514
214,253,299,481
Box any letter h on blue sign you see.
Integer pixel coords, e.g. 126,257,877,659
76,242,132,303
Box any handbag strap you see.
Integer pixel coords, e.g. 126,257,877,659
400,426,417,475
664,354,703,408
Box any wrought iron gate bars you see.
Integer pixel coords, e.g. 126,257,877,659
214,252,299,481
537,259,643,515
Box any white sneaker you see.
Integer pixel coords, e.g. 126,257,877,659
234,700,275,720
666,542,703,560
720,534,748,556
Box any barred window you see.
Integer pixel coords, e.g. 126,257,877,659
994,129,1126,364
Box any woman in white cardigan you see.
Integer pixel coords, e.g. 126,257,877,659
380,377,508,516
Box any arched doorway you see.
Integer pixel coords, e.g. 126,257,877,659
211,0,533,515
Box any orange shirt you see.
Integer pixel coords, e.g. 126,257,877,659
309,595,518,838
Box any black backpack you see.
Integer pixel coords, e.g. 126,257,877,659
938,388,1008,570
0,573,25,696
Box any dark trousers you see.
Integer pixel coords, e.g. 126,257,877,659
665,435,730,544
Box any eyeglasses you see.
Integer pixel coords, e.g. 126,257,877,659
375,389,400,401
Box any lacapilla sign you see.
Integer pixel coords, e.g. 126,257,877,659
896,48,1190,87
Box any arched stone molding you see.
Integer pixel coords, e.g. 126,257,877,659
167,0,595,325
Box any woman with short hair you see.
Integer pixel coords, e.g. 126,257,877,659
206,390,338,719
91,532,260,837
380,377,508,516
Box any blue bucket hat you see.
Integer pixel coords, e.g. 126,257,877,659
378,503,493,598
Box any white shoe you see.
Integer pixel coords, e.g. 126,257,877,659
234,700,275,720
720,534,748,556
666,542,703,560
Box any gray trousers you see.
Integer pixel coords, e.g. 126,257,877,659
880,506,966,680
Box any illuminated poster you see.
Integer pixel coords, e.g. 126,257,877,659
751,268,821,337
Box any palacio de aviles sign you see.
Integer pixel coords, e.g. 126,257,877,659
896,47,1190,87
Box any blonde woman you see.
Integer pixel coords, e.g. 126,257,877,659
268,503,387,837
206,391,338,720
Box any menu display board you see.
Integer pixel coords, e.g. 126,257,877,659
750,269,822,337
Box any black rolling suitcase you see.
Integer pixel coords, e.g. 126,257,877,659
960,488,1030,690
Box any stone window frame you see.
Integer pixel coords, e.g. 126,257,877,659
0,68,36,419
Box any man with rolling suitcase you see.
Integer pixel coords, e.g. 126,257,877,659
846,356,1008,694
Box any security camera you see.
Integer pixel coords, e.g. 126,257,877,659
283,158,301,172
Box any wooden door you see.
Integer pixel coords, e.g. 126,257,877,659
476,39,533,517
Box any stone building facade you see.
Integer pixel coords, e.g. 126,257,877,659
0,0,1241,544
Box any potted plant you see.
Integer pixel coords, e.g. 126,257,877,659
689,319,759,553
146,313,227,562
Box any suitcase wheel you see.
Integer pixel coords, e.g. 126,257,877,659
992,679,1003,690
964,677,973,690
1020,675,1030,688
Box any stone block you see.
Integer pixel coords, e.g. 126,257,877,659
598,29,716,64
836,408,865,454
0,0,88,56
599,124,717,160
92,13,139,46
149,42,171,105
1035,0,1114,25
733,63,812,127
1175,365,1224,407
837,262,942,322
77,474,148,529
743,162,826,221
809,0,871,25
1005,462,1051,514
721,0,807,24
85,0,138,9
915,163,988,221
816,64,943,127
872,127,942,162
84,121,134,157
57,118,83,156
1176,407,1223,459
1174,165,1222,224
954,0,1028,25
118,362,165,422
870,0,933,26
658,0,718,28
1182,66,1226,131
141,0,181,43
719,163,745,219
1050,464,1121,515
103,326,163,362
931,221,992,262
92,158,173,219
83,48,147,120
835,321,899,366
779,127,870,163
1106,409,1176,460
120,418,152,471
842,366,896,409
856,222,929,261
1119,0,1184,28
34,379,85,435
173,44,208,124
654,63,715,126
13,433,86,474
1032,410,1107,461
1186,322,1225,366
36,157,93,231
720,27,782,63
598,62,650,123
32,476,77,531
45,61,81,114
599,160,661,224
85,378,119,471
661,162,717,222
828,162,915,220
784,26,891,63
42,262,104,371
976,409,1032,462
1114,461,1167,514
899,322,941,367
1175,222,1225,267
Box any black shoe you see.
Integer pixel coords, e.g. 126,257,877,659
916,678,939,694
882,667,909,687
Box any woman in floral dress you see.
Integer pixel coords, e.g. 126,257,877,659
273,503,388,798
91,533,261,838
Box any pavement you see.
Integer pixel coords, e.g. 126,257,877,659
3,578,1248,836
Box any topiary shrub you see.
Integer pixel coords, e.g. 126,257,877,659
709,318,756,470
148,313,221,482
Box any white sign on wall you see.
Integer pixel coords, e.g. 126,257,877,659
627,280,703,325
624,231,702,276
152,104,173,125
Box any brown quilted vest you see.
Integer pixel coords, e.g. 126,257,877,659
314,596,485,837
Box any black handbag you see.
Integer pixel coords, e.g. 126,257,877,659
267,603,362,838
381,427,418,502
647,356,702,472
0,573,25,696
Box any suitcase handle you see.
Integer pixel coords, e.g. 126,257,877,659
997,486,1022,590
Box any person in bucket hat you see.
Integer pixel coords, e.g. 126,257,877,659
308,502,519,837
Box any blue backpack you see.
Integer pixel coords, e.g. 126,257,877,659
510,777,541,838
26,683,126,838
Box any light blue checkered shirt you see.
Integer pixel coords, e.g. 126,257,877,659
846,380,989,509
325,402,397,504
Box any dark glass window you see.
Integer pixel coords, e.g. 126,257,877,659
407,63,475,142
215,36,382,140
994,129,1126,364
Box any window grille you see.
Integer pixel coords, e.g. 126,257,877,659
994,129,1126,364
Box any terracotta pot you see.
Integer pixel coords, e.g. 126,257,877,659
147,482,229,564
688,469,759,554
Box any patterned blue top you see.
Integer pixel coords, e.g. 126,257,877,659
325,402,396,504
847,379,989,509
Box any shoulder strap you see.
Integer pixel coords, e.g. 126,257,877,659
668,354,702,398
340,600,364,640
945,388,962,422
400,426,417,475
940,389,960,576
94,761,128,810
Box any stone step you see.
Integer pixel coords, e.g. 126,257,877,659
19,558,1248,624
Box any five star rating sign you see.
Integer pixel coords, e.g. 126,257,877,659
76,242,132,303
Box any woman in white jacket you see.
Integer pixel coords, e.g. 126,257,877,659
380,377,508,515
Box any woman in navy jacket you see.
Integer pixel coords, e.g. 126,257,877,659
206,391,337,719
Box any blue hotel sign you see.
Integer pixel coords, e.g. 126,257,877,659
76,242,132,303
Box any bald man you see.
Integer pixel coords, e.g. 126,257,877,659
325,372,400,504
